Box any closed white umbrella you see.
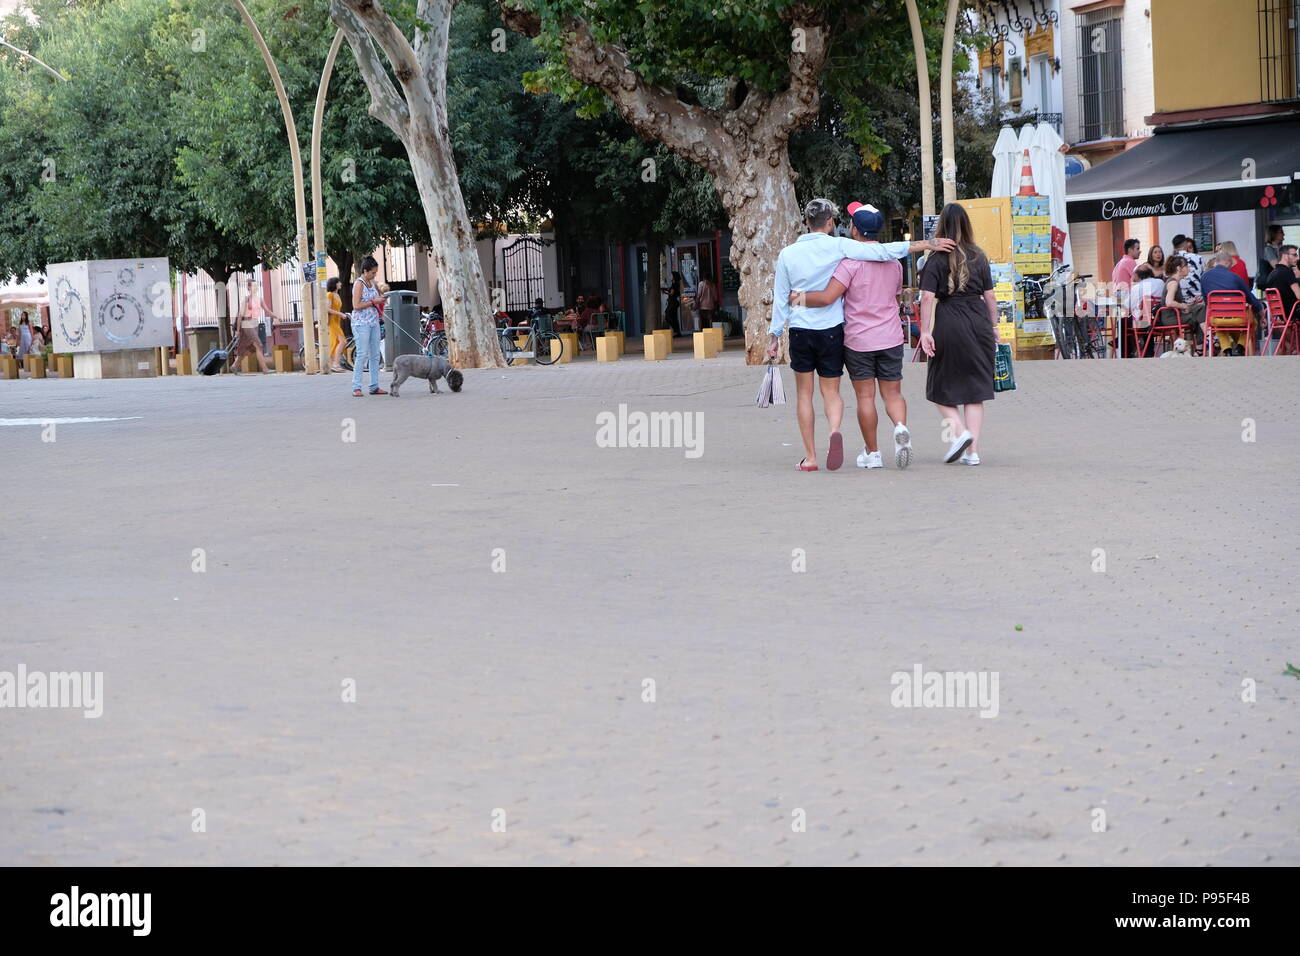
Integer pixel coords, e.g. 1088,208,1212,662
990,126,1020,197
1028,122,1072,270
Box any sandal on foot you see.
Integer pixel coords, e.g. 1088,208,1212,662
826,430,844,471
796,458,819,471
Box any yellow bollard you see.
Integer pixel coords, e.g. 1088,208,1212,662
552,332,578,364
24,354,46,378
693,332,718,359
273,344,294,373
643,333,668,360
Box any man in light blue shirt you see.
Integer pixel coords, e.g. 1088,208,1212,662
767,198,953,471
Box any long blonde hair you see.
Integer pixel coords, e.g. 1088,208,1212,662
932,203,982,294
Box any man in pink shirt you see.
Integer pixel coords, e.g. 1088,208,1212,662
1111,238,1141,295
790,202,911,469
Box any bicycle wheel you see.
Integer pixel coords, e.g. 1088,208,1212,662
1045,314,1066,358
498,331,518,366
534,331,561,365
342,338,356,370
430,332,448,358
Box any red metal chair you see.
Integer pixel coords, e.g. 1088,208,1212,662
1129,295,1162,357
1203,290,1255,356
1139,303,1186,357
1262,288,1300,356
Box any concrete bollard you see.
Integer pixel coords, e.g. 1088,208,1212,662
273,345,294,373
552,332,578,364
643,333,669,361
596,336,619,362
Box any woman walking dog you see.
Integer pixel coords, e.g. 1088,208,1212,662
918,204,999,466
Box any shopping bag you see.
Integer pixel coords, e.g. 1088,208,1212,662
756,363,787,407
769,364,786,405
756,365,774,407
993,342,1016,392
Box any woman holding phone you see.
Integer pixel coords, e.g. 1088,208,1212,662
350,256,386,395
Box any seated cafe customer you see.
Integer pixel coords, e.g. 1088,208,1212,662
1200,250,1264,355
1111,238,1140,294
1262,244,1300,353
1125,264,1165,356
1159,255,1206,351
1127,264,1165,313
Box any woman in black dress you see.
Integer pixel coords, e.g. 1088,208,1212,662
918,203,1000,465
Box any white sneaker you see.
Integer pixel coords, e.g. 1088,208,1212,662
960,452,981,465
856,449,883,469
944,429,973,463
893,423,912,470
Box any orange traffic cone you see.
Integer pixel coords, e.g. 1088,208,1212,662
1017,148,1036,196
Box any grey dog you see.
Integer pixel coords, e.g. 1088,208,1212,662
389,353,464,397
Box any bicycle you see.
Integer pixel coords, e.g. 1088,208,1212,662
296,315,384,371
498,321,562,366
1018,264,1090,359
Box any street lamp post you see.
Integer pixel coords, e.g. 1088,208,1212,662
905,0,936,219
310,30,344,375
228,0,321,374
939,0,961,206
0,39,66,82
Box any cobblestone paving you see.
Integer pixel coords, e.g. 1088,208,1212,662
1,352,1296,865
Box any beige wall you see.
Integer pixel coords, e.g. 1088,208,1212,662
1151,0,1288,113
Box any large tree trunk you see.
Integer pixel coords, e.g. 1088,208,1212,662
405,110,499,367
206,264,233,349
641,237,663,331
716,151,801,364
331,249,354,311
332,0,505,368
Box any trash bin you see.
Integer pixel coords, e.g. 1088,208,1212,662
383,290,422,367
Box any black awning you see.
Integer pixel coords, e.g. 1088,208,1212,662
1066,117,1300,222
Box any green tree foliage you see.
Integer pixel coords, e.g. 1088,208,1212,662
0,0,258,282
449,0,719,241
166,0,428,283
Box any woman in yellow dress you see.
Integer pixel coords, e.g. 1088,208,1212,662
325,277,347,371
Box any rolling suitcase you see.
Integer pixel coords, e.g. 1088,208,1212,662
198,344,231,375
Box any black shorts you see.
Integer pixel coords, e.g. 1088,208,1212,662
788,325,843,377
844,344,904,382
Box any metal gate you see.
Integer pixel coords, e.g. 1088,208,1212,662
500,236,546,313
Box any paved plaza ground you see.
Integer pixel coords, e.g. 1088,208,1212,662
1,350,1297,866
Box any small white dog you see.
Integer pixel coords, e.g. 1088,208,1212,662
1160,337,1191,358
